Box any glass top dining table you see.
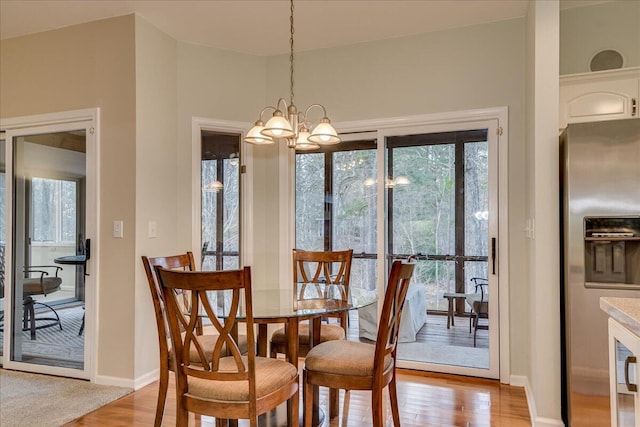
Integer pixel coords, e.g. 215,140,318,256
218,285,377,357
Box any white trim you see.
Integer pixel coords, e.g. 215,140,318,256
513,374,565,427
1,108,100,382
94,373,136,389
190,117,253,268
336,107,510,133
559,66,640,85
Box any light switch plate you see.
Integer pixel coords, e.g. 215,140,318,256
113,220,123,238
148,221,157,238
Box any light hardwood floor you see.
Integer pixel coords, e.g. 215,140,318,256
64,369,530,426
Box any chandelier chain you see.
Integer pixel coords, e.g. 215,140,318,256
289,0,295,106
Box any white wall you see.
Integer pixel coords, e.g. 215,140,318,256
560,0,640,75
0,15,138,382
133,16,178,383
175,41,267,281
527,1,562,426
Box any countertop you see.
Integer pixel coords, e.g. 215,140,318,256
600,297,640,336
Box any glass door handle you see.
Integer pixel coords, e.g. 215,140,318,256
491,237,496,275
625,355,637,392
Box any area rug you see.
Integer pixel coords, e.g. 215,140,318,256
0,306,84,365
397,341,489,369
0,369,132,427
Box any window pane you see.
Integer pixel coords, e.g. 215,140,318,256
201,159,218,252
61,181,76,243
223,158,239,252
464,260,488,293
351,258,377,291
464,141,488,257
332,150,377,254
32,178,57,242
391,144,455,256
412,259,455,311
295,153,324,250
200,131,240,272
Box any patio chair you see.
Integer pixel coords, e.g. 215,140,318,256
467,277,489,347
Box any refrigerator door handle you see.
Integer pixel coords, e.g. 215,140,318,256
625,355,637,392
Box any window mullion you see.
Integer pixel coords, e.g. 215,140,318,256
454,140,465,296
324,153,333,252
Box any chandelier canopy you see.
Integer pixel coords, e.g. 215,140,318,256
244,0,341,150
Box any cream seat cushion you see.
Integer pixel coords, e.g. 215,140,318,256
271,323,345,346
187,356,298,401
304,340,392,377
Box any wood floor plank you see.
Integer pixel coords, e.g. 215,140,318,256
65,369,529,426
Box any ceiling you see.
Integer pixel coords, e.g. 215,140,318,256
0,0,609,56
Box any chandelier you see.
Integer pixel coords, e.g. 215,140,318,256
244,0,341,150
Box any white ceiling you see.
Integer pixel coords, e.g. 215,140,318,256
0,0,609,56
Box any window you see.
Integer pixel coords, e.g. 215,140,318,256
295,139,377,290
31,177,77,244
201,131,241,271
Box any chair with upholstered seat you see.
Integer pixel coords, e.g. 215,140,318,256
156,266,299,427
302,260,415,426
270,249,353,359
142,252,248,427
22,265,64,340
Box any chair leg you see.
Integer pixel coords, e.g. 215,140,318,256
176,404,189,427
341,391,351,427
474,322,478,347
371,386,384,427
303,371,314,427
288,382,299,427
389,376,401,427
154,364,169,427
329,388,339,419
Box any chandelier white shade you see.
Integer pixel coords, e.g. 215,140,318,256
244,0,341,150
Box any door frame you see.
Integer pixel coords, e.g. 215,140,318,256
0,108,99,380
287,106,510,382
191,117,253,270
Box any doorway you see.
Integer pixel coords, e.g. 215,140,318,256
1,109,98,379
381,120,501,379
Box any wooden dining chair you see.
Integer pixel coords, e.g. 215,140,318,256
302,260,415,426
156,266,299,427
142,253,247,427
270,249,353,359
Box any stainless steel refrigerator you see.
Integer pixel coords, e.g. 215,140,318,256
561,118,640,426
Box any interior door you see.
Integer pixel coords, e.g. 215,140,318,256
1,110,97,379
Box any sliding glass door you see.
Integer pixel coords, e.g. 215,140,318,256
293,118,501,379
2,110,97,380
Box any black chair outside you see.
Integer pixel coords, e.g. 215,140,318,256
467,277,489,347
22,265,64,340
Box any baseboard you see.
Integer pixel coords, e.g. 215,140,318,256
134,368,160,390
94,373,136,389
94,368,158,390
511,374,565,427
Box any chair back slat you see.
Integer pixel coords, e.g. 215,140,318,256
141,253,196,359
293,249,353,298
375,261,415,368
156,267,255,384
